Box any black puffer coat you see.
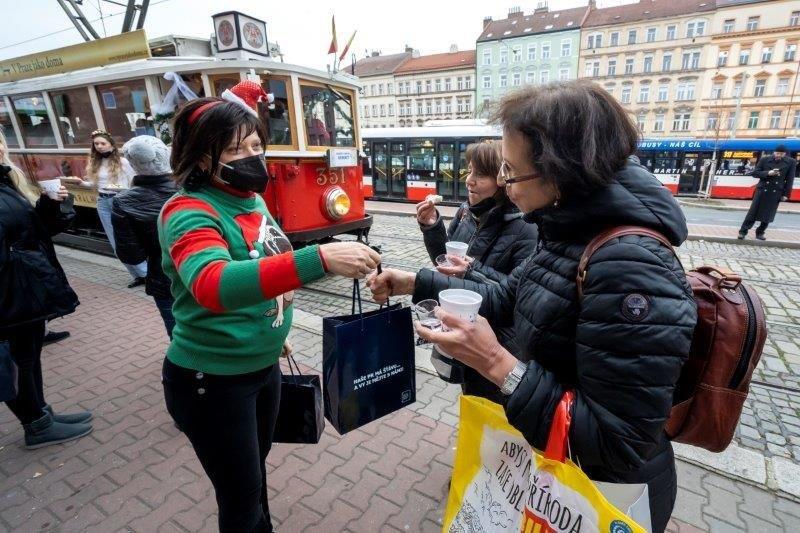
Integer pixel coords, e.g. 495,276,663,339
111,174,176,299
0,167,78,332
414,163,696,532
420,198,537,399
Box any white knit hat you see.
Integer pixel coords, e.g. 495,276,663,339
121,135,171,176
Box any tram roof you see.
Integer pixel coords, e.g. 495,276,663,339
0,55,360,95
362,125,502,139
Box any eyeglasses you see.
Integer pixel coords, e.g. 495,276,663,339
498,161,540,185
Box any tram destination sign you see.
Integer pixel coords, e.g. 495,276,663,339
0,30,151,83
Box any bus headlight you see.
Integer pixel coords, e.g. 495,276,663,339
324,187,351,219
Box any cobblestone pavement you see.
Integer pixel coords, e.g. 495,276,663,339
1,213,799,532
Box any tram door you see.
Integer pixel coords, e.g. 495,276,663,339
436,141,457,201
372,142,390,197
678,152,713,194
455,142,470,202
390,142,408,198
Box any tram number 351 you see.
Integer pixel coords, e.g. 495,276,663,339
316,168,346,186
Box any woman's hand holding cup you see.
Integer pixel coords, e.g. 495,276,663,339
436,255,473,278
319,242,381,279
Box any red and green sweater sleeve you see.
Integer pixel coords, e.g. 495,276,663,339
159,196,326,313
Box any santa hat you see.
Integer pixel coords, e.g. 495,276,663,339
222,81,275,115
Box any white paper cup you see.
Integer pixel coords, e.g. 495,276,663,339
38,178,61,200
435,288,482,362
445,241,469,258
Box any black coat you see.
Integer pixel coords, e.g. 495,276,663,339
111,174,176,299
419,199,538,399
745,155,796,223
413,163,696,532
0,169,79,331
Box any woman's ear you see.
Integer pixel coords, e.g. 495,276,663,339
198,155,211,172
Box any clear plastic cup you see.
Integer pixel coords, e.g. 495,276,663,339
435,254,452,268
445,241,469,258
414,299,441,345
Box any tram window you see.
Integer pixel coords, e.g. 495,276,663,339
10,93,57,147
157,72,205,106
409,140,435,171
0,99,19,147
210,75,240,97
300,84,355,148
50,87,98,147
260,78,293,147
95,79,152,143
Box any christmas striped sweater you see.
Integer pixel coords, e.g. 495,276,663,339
157,184,326,375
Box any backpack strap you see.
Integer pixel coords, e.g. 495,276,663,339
576,225,676,300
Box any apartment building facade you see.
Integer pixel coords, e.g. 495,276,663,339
352,52,411,128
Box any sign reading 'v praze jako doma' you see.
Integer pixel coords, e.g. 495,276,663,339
0,30,151,83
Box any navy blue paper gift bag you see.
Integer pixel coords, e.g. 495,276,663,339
322,280,416,434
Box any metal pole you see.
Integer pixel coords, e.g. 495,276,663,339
57,0,91,41
783,55,800,137
136,0,150,30
730,73,748,139
121,0,137,33
66,0,101,39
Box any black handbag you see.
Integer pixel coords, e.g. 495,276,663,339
273,355,325,444
0,341,17,402
322,279,416,434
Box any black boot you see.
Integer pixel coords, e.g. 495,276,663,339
42,330,70,346
756,234,766,241
738,231,746,239
43,404,93,424
23,413,93,450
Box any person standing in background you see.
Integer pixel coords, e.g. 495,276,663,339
82,130,148,287
738,144,796,241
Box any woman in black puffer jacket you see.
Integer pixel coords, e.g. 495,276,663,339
369,80,696,533
414,141,537,401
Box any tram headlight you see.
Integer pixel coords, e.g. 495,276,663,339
324,187,351,219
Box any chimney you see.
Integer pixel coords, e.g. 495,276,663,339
449,44,458,53
534,1,549,14
412,49,420,58
405,44,414,53
371,51,380,57
508,6,523,18
483,16,492,29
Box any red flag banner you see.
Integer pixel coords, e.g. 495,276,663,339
328,16,338,55
339,30,357,62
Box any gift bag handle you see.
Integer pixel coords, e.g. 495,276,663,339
544,390,575,462
285,354,304,386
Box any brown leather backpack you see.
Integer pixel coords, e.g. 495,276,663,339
577,226,767,452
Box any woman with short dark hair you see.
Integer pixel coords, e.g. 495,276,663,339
370,80,696,532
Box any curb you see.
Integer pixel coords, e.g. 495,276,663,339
686,234,800,249
679,199,799,215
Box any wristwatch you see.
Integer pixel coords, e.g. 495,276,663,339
500,361,527,396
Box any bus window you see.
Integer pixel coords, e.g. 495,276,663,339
409,140,435,181
50,87,98,147
361,141,371,177
260,77,294,147
720,151,757,175
10,93,57,147
95,79,152,143
300,84,355,148
0,99,19,147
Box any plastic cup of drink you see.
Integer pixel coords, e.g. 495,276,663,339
435,254,452,268
435,289,482,359
414,299,441,345
38,178,61,200
445,241,469,258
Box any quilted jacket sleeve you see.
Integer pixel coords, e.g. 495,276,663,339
111,195,147,265
505,236,696,472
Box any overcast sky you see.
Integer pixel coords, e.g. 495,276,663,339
0,0,637,70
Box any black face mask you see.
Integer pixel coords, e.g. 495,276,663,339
98,150,114,159
218,154,269,192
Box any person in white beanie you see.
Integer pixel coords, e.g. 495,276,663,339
112,136,177,337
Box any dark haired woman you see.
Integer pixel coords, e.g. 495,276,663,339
82,130,148,287
158,85,380,533
370,80,696,532
414,140,537,400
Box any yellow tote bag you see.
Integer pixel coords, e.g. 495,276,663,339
443,394,648,533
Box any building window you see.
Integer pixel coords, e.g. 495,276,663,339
388,103,394,116
398,83,405,95
621,86,632,104
561,40,572,57
585,62,595,77
739,49,750,65
426,101,432,115
465,76,472,90
673,113,691,131
748,111,760,129
654,114,665,132
786,44,797,62
676,81,695,100
445,78,452,91
540,70,550,84
638,86,650,103
500,48,508,64
541,43,551,60
628,30,637,45
762,47,773,63
512,45,522,62
792,11,800,26
723,19,735,33
754,79,766,97
416,81,423,94
707,113,719,130
794,110,800,129
388,83,394,95
456,77,463,90
559,68,570,81
425,80,432,93
711,82,723,99
434,79,441,92
682,51,700,70
50,87,98,147
435,100,441,114
483,49,492,65
625,58,634,74
499,74,507,88
457,99,465,113
733,81,743,98
718,50,729,67
527,44,537,61
778,78,790,96
445,99,452,114
380,104,386,116
379,84,384,95
643,55,653,73
770,110,782,129
372,104,377,116
666,25,676,40
746,16,759,31
727,112,737,130
662,52,672,71
608,59,617,76
512,72,521,86
686,21,706,38
610,32,619,47
95,79,150,143
526,71,535,84
465,98,471,113
588,34,602,49
482,75,491,89
647,27,657,42
416,102,423,115
364,106,369,118
637,114,646,131
658,85,669,101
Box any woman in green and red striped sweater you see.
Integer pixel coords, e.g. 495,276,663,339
158,90,380,533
